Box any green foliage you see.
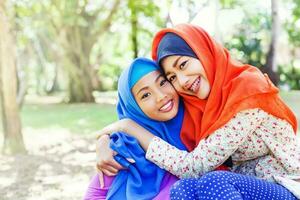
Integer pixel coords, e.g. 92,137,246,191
282,0,300,89
97,0,166,90
10,0,300,93
225,12,270,68
278,63,300,90
285,0,300,47
219,0,241,9
99,63,123,90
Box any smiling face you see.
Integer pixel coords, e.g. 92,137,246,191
132,70,179,121
161,55,211,99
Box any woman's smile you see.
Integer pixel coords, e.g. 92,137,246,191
159,99,174,112
188,76,201,93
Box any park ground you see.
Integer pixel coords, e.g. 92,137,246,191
0,91,299,200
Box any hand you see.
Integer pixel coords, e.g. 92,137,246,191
96,135,124,188
96,118,138,139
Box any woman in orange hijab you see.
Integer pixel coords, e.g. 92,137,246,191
98,24,300,198
149,23,300,198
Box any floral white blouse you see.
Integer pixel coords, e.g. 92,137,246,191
145,108,300,196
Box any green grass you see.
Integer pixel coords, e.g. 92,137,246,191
20,103,117,135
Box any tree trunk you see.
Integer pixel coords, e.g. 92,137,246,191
49,0,120,102
0,1,26,154
63,46,95,102
67,63,95,103
130,0,138,58
264,0,279,85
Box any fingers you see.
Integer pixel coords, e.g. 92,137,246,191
97,169,105,188
102,164,119,174
111,152,126,169
110,159,126,170
101,169,117,176
97,151,125,170
126,158,135,164
97,164,117,176
97,157,124,170
96,161,119,174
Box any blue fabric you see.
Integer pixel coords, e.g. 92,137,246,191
157,32,197,64
106,57,187,200
129,62,158,89
170,171,297,200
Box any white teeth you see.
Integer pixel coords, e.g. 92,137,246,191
160,100,172,111
189,78,200,92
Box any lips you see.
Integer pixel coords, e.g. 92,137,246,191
188,77,201,93
159,100,174,112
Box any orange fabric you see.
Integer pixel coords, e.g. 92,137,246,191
152,24,297,151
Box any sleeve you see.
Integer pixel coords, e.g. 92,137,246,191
145,108,266,178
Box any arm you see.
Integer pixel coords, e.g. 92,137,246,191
96,118,155,150
145,109,267,178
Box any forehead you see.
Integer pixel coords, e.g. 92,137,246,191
161,55,183,72
131,70,161,91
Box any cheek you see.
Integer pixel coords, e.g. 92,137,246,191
200,66,208,79
163,84,178,96
140,101,157,117
173,83,182,92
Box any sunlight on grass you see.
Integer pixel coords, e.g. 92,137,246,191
20,103,117,135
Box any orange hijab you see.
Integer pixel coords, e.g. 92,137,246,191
152,24,297,151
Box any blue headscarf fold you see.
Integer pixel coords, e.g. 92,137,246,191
106,58,187,200
157,32,197,64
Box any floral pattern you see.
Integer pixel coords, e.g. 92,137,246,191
146,108,300,184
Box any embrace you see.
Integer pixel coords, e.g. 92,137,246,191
84,24,300,200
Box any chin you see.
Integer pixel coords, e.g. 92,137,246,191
161,113,177,121
196,91,208,99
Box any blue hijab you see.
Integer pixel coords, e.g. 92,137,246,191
106,58,187,200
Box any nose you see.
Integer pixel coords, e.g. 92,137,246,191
177,73,189,89
156,89,167,102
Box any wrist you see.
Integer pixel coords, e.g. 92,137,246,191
96,133,110,140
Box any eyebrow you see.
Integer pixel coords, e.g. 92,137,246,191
165,56,182,77
136,73,163,96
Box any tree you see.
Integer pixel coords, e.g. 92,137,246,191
284,0,300,89
128,0,138,58
43,0,121,102
264,0,280,85
127,0,162,58
0,0,26,154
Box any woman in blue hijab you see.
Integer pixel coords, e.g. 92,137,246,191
84,58,187,200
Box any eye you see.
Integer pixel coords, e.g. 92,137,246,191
168,75,176,83
179,60,188,69
160,78,168,86
141,92,150,100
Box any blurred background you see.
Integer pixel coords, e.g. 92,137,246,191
0,0,299,199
